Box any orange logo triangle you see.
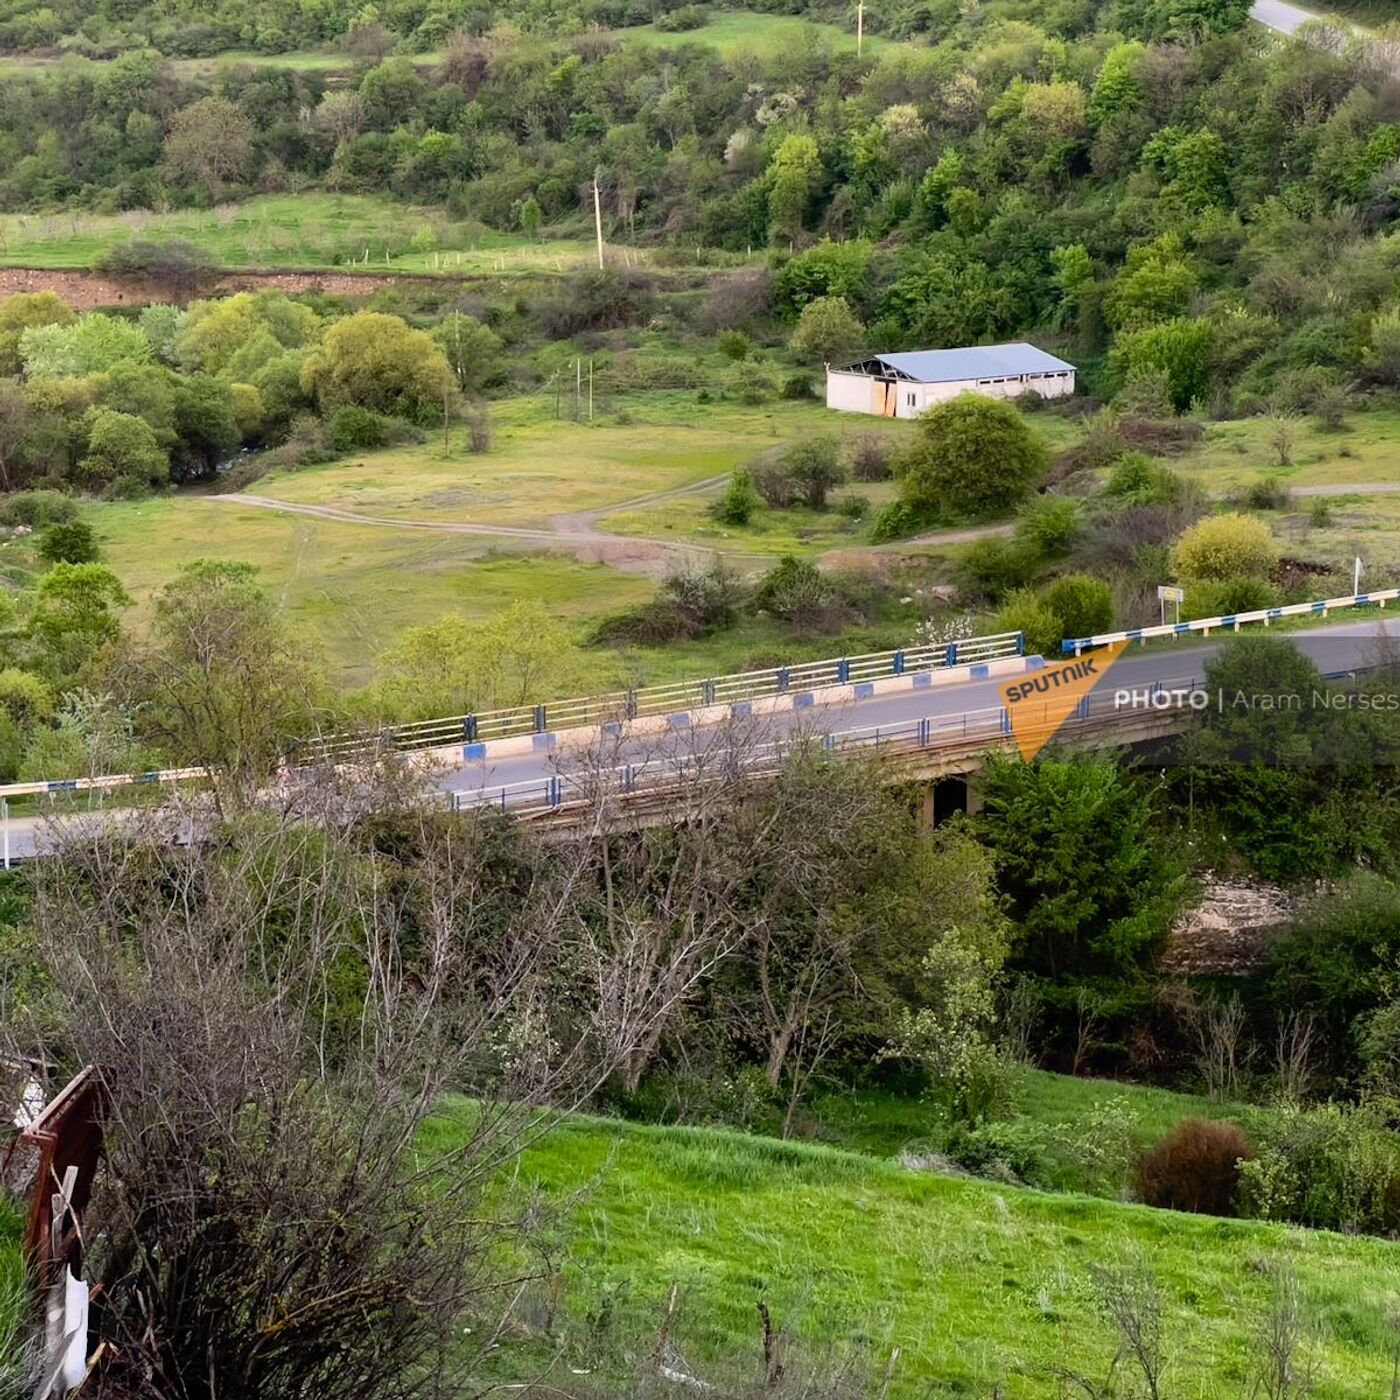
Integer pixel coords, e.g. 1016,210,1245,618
999,642,1129,762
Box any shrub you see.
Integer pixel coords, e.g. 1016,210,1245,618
717,329,750,360
835,493,869,520
330,404,391,453
749,452,799,509
0,490,78,529
1308,498,1332,528
780,372,815,400
1105,452,1182,505
710,467,762,526
655,4,708,30
467,405,492,453
1184,575,1275,618
783,436,847,511
1244,476,1289,510
1040,573,1113,642
1172,513,1280,582
37,519,99,564
868,498,927,543
788,295,865,364
993,588,1063,657
1133,1119,1254,1216
590,560,746,645
848,433,893,482
1014,496,1082,560
954,538,1037,602
94,237,219,295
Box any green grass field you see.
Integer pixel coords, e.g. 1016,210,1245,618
622,10,892,57
0,194,620,276
426,1103,1400,1398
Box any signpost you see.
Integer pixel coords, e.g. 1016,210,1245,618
1157,584,1185,628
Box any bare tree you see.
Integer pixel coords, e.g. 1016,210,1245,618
1271,1011,1316,1106
1246,1262,1317,1400
1190,995,1252,1102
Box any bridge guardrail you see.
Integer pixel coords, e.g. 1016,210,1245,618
1062,588,1400,655
306,630,1027,761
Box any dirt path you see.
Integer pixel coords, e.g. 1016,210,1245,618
1289,482,1400,496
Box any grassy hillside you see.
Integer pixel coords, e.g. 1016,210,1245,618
427,1104,1400,1397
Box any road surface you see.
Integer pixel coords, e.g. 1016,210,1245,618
1251,0,1332,36
434,618,1400,809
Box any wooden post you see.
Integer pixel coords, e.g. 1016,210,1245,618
576,358,582,421
588,359,593,421
857,0,864,55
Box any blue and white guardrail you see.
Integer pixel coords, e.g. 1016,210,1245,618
1062,588,1400,655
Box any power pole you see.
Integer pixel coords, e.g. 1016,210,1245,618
575,357,582,421
857,0,864,55
588,359,594,421
593,170,605,270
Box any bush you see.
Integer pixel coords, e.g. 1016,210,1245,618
1134,1119,1254,1216
330,404,391,453
1105,452,1182,505
1014,496,1082,560
1171,513,1280,582
94,237,219,295
1183,575,1275,618
993,588,1063,657
590,559,746,645
710,467,762,526
37,519,99,564
784,436,847,511
868,498,927,543
655,4,708,30
788,295,865,364
835,493,869,520
848,433,893,482
0,490,78,529
717,329,750,360
1244,476,1289,510
954,538,1037,602
1040,573,1113,642
750,452,799,509
780,372,815,400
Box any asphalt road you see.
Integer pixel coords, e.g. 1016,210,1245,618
437,618,1400,809
1251,0,1330,36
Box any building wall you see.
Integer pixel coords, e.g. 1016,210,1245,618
827,367,1075,417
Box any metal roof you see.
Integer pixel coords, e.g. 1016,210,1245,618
837,343,1075,383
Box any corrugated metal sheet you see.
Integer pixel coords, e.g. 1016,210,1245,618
841,342,1075,383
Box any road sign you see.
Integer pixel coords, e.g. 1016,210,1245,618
1156,585,1185,602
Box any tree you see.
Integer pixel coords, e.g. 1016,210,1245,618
27,562,131,677
788,295,865,364
975,751,1187,982
896,394,1048,522
432,312,503,396
1110,317,1213,411
766,133,822,246
0,382,29,491
0,290,74,376
374,600,582,720
783,435,848,511
1089,41,1146,126
301,311,453,422
118,559,324,803
518,194,542,238
173,376,241,477
78,408,170,491
163,95,255,187
1040,573,1113,641
1172,512,1279,581
775,239,873,315
20,313,152,378
37,519,99,564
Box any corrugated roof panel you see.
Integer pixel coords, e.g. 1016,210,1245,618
841,343,1075,382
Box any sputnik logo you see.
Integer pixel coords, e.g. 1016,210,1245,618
998,642,1129,762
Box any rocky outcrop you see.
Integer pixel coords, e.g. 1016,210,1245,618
1161,877,1301,977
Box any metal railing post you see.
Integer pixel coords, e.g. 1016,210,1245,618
946,643,958,668
837,658,850,684
893,649,905,675
534,704,547,734
777,667,790,693
464,714,477,743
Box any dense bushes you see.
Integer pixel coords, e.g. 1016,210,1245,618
1134,1119,1254,1216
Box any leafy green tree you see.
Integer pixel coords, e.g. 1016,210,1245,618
27,563,131,676
0,291,74,376
1049,243,1094,331
994,588,1063,656
163,96,254,187
173,378,242,478
301,312,452,422
975,752,1187,980
1110,317,1213,411
20,314,152,378
1089,41,1146,126
1013,496,1082,559
912,149,964,230
120,560,323,801
775,239,873,315
766,133,822,246
896,394,1048,522
783,436,848,511
1106,237,1200,331
1040,574,1113,641
1171,512,1279,581
432,313,503,396
789,295,865,364
518,195,542,239
79,409,170,491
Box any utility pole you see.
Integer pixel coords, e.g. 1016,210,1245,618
575,358,582,421
593,169,605,270
857,0,864,55
443,373,452,454
588,359,594,421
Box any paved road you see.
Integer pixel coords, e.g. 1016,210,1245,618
1251,0,1332,36
437,618,1400,807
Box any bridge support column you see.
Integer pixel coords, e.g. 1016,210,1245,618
918,777,979,833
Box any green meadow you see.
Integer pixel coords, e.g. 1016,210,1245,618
424,1102,1400,1398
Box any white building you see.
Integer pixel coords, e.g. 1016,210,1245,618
825,343,1076,419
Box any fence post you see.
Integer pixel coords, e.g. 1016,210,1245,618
1015,632,1025,656
3,799,8,871
945,643,958,668
464,714,477,743
918,718,930,747
626,688,638,720
548,776,561,807
892,649,905,676
837,658,850,684
534,704,547,734
702,679,716,706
